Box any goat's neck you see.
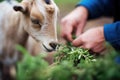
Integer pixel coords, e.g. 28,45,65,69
6,12,28,46
3,11,28,55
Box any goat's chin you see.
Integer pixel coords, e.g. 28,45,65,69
42,44,55,52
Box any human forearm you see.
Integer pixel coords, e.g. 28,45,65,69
77,0,114,19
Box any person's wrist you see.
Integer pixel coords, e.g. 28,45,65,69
98,27,105,41
75,6,88,20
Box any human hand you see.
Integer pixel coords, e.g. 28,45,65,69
61,6,88,42
72,27,106,53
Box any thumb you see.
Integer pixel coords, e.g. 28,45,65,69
72,36,83,47
61,25,73,42
75,22,85,37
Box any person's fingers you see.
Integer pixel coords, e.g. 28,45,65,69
80,44,92,50
92,44,106,53
80,43,105,53
72,36,83,46
80,45,85,49
75,22,85,37
62,33,73,42
92,47,105,53
61,19,74,42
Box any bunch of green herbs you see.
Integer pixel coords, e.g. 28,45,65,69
55,42,96,66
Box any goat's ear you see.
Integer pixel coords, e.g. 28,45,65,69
13,5,27,13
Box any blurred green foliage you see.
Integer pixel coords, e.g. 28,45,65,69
16,44,120,80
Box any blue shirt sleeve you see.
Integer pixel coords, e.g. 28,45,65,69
77,0,114,19
104,22,120,50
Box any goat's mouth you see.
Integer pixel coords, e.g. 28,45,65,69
42,44,54,52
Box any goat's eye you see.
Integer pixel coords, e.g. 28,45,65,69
45,0,51,4
31,19,39,24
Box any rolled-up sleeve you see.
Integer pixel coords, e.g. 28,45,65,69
77,0,114,19
104,22,120,50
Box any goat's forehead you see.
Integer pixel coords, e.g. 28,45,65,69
22,0,50,5
35,0,55,7
33,0,46,19
33,0,57,14
25,0,54,4
28,0,58,21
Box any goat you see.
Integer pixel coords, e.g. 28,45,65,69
0,0,59,80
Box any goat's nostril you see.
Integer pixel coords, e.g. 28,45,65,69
49,42,58,50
